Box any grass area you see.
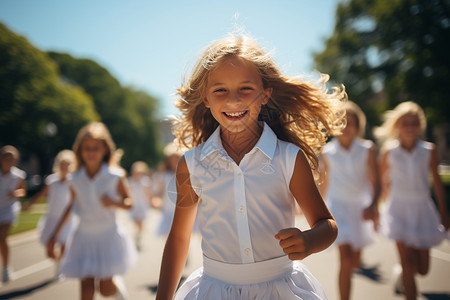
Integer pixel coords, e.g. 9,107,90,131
10,210,43,235
9,200,45,236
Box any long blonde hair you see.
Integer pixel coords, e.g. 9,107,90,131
72,122,117,170
173,34,346,168
374,101,426,146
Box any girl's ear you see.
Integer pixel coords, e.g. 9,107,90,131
203,97,210,108
263,88,273,105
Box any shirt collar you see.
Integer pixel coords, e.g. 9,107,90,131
199,122,278,161
81,163,109,180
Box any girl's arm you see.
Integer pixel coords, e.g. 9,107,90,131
379,150,390,202
276,150,338,261
22,184,48,211
101,177,133,210
46,187,75,258
430,145,449,230
317,155,329,198
156,156,198,300
363,144,381,227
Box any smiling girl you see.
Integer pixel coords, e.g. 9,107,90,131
156,34,346,300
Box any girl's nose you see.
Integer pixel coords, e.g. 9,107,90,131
226,91,242,104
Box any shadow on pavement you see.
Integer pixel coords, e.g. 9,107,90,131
422,293,450,300
0,277,57,299
354,263,384,283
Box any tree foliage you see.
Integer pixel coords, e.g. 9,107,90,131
314,0,450,133
47,52,161,169
1,23,162,174
0,23,98,173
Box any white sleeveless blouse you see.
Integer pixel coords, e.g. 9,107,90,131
184,123,299,264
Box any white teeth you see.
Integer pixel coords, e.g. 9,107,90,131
225,111,245,117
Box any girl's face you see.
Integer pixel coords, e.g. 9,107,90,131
204,56,272,134
341,113,358,139
59,161,71,175
80,137,107,168
396,113,421,141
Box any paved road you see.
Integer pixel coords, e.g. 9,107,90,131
0,209,449,300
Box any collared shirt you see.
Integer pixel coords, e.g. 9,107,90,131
45,173,72,218
70,163,123,232
386,139,432,202
321,138,373,206
185,123,300,263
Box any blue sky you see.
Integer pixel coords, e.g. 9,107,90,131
0,0,340,119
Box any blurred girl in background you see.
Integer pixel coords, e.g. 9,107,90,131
0,145,26,283
376,101,449,300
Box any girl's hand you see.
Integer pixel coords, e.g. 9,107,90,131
101,195,115,207
275,228,309,260
46,238,56,259
362,204,380,231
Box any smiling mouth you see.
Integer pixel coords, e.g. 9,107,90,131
223,111,248,119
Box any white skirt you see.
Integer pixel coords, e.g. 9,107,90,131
175,255,328,300
0,201,21,225
328,200,374,250
60,223,137,279
381,196,446,248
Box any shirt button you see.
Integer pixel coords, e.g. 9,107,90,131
239,206,245,213
237,172,242,178
245,248,251,255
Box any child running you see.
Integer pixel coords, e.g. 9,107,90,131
0,145,26,283
47,122,136,300
375,101,449,300
23,150,77,278
156,34,346,300
320,101,380,300
127,161,153,251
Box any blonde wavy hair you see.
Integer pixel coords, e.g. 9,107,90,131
52,149,76,173
373,101,426,147
72,122,120,170
173,34,346,168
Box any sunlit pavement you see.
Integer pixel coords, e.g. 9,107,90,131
1,208,449,300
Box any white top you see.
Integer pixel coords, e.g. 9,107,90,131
185,123,299,264
386,140,432,202
128,176,151,209
45,173,72,218
70,164,123,232
322,138,373,206
0,166,26,209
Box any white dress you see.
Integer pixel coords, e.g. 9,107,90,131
38,173,77,245
0,166,25,224
60,164,137,279
128,176,151,222
381,140,446,248
321,138,375,250
155,171,176,236
175,123,328,300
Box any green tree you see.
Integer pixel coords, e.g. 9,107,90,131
314,0,450,134
0,23,98,174
47,52,161,169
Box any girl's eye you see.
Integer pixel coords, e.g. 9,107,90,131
241,87,253,91
213,88,227,93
